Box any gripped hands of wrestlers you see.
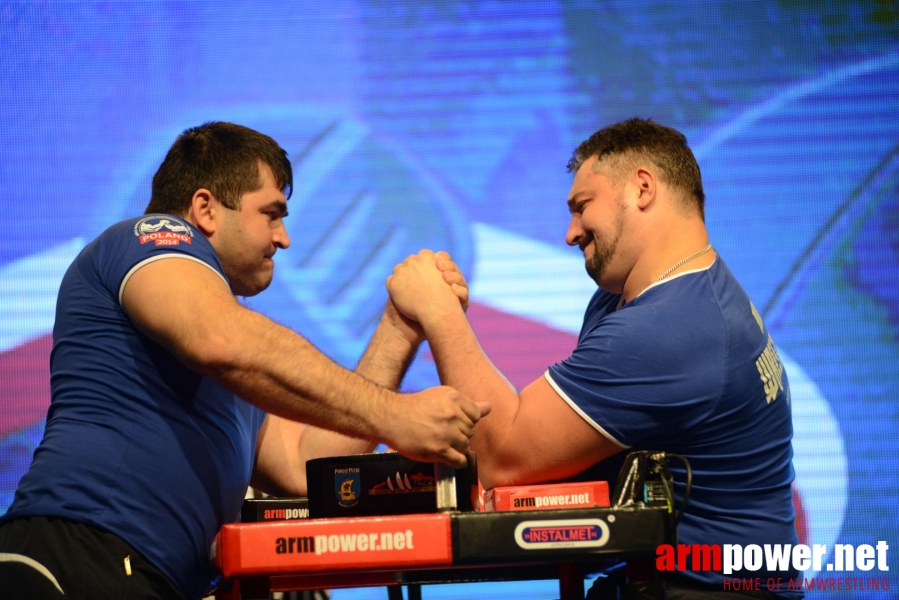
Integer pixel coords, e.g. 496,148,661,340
386,249,466,325
434,250,470,311
386,385,491,468
383,250,470,345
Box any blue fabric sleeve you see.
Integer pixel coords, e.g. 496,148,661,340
546,294,726,448
92,215,227,303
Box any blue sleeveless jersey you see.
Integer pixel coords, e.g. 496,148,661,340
547,258,800,596
4,215,266,599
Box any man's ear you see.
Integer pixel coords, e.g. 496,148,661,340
633,167,656,211
187,189,217,235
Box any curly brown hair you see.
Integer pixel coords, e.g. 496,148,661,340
568,118,704,220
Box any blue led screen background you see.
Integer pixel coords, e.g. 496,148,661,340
1,2,897,597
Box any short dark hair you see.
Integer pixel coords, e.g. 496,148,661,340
145,121,293,215
568,118,705,218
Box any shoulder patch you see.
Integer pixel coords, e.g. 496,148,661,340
133,215,194,246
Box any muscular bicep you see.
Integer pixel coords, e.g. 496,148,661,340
121,256,239,370
478,375,625,488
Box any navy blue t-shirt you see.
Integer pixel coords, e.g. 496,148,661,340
4,215,266,599
547,258,800,596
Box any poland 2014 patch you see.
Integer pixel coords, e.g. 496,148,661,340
134,216,194,246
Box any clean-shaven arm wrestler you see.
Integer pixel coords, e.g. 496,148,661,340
122,191,486,490
252,254,472,496
387,250,622,490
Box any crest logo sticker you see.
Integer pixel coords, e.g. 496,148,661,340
334,468,360,508
134,216,194,246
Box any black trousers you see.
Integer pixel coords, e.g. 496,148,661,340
0,516,184,600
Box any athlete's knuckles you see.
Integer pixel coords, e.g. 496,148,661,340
437,403,457,419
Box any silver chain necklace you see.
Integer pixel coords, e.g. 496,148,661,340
655,244,713,282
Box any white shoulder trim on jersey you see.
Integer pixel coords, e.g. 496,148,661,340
118,254,229,305
543,370,629,449
0,552,65,594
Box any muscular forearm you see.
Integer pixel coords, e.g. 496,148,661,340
197,304,398,445
354,311,420,390
250,313,423,497
297,312,421,461
418,304,521,473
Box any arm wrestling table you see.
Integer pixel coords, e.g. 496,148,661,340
211,504,673,599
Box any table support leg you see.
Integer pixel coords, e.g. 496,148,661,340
559,563,585,599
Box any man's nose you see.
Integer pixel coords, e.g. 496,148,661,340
565,215,583,247
274,222,291,249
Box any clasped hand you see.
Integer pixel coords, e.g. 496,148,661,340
386,250,468,332
378,250,489,469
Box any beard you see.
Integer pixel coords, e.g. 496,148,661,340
583,236,615,283
582,195,626,285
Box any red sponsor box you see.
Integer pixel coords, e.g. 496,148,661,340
213,513,452,577
483,481,610,512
